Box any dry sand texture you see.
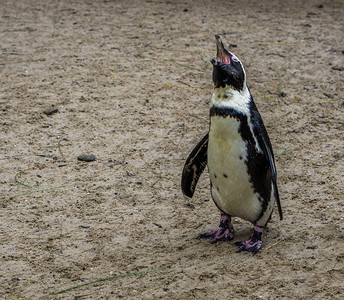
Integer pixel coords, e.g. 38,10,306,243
1,0,343,299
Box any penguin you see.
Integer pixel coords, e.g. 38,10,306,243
181,35,282,253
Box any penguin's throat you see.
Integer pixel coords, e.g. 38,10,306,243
212,85,247,103
211,85,251,114
213,86,235,101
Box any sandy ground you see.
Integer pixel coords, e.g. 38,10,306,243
1,0,343,299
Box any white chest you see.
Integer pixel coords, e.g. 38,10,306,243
207,115,261,222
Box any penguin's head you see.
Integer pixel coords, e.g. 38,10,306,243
211,35,246,92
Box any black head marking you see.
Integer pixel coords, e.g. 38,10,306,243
211,35,245,91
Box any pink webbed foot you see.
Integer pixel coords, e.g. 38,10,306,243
198,214,234,242
235,226,263,254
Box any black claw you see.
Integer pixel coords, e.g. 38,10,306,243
236,247,244,253
235,240,262,254
197,233,210,240
197,233,221,240
197,229,234,242
236,245,257,254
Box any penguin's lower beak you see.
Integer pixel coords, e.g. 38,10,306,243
215,34,230,65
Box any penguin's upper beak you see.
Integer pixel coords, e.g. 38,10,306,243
215,34,230,65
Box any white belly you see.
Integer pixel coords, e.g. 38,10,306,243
207,116,262,223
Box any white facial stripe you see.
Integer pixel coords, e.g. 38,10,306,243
228,53,247,88
231,53,239,62
240,61,247,88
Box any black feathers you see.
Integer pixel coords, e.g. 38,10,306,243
211,59,245,91
181,133,208,198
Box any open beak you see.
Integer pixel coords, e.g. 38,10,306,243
215,34,230,64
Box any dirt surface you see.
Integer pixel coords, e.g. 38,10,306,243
1,0,343,299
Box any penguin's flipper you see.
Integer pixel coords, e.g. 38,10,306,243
260,134,283,220
181,133,208,198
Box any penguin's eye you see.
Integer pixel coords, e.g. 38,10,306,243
231,55,239,63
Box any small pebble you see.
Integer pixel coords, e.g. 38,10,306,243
77,154,96,162
43,107,58,115
332,66,343,71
